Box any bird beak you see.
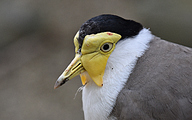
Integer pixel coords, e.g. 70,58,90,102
54,32,122,89
54,53,85,89
54,51,106,89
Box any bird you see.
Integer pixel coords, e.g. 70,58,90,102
54,14,192,120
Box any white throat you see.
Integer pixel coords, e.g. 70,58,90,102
82,28,153,120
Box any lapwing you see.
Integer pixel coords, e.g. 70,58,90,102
54,14,192,120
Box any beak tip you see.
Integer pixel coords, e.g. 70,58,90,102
54,77,68,89
53,86,58,89
54,81,60,89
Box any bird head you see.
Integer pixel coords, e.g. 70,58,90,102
54,14,143,89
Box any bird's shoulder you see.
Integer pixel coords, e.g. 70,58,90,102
110,37,192,120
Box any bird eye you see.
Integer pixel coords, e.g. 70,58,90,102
101,43,113,52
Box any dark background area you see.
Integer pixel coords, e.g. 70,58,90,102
0,0,192,120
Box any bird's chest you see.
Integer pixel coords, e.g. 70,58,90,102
82,81,117,120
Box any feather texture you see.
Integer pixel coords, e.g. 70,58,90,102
82,28,152,120
111,36,192,120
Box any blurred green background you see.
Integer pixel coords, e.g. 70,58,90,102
0,0,192,120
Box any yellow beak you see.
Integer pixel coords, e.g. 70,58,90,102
54,54,85,89
54,51,108,89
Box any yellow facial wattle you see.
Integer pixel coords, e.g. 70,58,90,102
80,32,121,86
54,31,121,89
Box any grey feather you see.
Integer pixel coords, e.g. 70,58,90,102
110,37,192,120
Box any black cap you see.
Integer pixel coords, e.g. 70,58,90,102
78,14,143,48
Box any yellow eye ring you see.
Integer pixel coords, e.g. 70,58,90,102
100,42,113,52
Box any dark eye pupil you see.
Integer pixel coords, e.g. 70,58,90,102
103,44,109,50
